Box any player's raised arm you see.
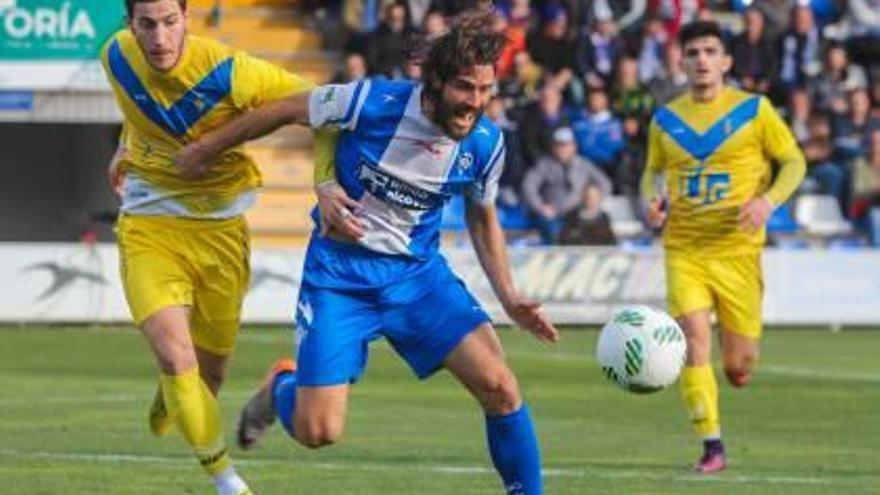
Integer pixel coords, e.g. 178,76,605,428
175,91,312,176
176,79,366,173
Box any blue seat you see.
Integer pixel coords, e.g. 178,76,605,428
442,198,538,232
498,203,536,230
767,203,799,234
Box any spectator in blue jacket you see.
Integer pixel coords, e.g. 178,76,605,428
572,86,625,179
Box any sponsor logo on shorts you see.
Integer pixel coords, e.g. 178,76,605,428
297,299,314,326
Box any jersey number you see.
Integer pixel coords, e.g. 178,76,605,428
678,166,730,205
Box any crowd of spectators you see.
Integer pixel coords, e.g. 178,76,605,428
303,0,880,246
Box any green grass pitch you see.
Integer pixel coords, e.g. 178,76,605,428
0,326,877,494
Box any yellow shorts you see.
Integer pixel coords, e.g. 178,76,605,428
665,252,763,339
117,214,250,356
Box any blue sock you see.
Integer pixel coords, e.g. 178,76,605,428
271,371,297,437
485,404,542,495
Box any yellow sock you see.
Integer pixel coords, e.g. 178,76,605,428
160,368,232,476
679,365,721,439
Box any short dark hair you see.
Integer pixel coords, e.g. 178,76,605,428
125,0,187,17
422,10,506,100
678,21,726,52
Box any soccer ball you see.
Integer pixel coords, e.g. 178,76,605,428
596,305,686,394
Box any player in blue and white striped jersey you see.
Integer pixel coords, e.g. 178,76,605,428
304,76,505,260
177,12,559,494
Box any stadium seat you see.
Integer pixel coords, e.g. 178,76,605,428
601,195,646,238
443,200,539,232
497,203,536,230
767,202,800,235
794,194,854,238
619,236,656,252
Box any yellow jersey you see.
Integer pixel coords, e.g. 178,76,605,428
644,86,801,257
101,30,314,218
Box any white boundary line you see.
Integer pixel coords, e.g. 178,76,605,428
759,365,879,383
0,449,869,487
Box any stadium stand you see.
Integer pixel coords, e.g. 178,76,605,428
795,193,855,238
602,195,647,239
177,0,880,249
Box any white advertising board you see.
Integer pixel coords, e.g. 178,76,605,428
0,243,878,326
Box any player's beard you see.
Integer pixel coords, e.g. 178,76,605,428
433,98,484,141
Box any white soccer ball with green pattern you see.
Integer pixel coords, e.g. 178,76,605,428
597,305,686,393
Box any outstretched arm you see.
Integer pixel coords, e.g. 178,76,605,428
465,198,559,343
176,91,312,178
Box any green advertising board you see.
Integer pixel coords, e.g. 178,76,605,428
0,0,125,60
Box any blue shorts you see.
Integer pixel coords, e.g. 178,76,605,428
293,237,491,386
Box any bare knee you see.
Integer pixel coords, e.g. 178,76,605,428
721,333,759,388
294,417,344,449
476,367,522,416
723,353,757,388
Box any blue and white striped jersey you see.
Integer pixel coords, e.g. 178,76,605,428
308,78,505,259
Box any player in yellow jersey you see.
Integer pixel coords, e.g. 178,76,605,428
640,21,806,473
102,1,340,493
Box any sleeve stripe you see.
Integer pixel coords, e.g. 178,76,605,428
480,135,505,183
338,79,367,127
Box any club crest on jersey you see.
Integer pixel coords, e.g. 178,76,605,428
358,162,446,210
457,152,474,171
320,87,336,104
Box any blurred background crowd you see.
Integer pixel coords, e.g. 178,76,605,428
216,0,880,247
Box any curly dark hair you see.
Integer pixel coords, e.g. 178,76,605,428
422,10,506,101
125,0,187,17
